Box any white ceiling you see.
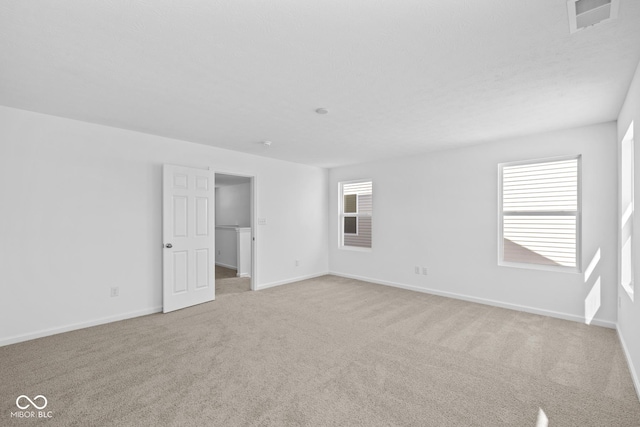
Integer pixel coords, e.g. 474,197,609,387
1,1,639,168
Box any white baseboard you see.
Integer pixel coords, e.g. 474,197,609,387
0,306,162,347
1,270,328,345
617,326,640,402
329,271,617,329
215,262,237,270
256,272,329,291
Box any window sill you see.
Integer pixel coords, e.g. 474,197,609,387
339,246,372,253
498,261,580,274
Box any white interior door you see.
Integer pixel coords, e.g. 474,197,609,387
163,165,215,313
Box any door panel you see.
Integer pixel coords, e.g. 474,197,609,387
195,197,208,236
173,251,188,293
195,249,209,289
163,165,215,313
173,196,188,237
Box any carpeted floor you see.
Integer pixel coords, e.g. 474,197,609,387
216,265,251,296
1,275,639,426
216,265,238,279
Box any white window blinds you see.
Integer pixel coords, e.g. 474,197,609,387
500,157,580,270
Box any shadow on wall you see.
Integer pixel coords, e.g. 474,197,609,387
584,249,601,325
505,239,602,325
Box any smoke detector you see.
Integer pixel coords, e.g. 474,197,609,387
567,0,619,34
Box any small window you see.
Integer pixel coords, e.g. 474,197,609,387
339,180,372,249
498,156,581,272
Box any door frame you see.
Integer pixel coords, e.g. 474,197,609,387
214,170,257,291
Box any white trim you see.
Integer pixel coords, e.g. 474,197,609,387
617,326,640,402
255,272,328,291
499,261,580,275
251,176,258,291
0,306,163,347
329,271,616,329
337,246,372,253
216,260,250,277
619,122,635,301
215,261,237,270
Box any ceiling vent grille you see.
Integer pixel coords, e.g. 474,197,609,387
567,0,619,33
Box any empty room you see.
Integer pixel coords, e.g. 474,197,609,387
2,1,640,426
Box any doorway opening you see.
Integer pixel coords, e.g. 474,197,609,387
214,173,256,296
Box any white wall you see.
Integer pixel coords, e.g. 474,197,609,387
617,60,640,398
329,122,618,328
215,227,238,269
0,105,329,345
215,182,251,227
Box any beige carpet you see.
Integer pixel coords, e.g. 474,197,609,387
1,275,639,426
216,265,251,296
216,265,238,279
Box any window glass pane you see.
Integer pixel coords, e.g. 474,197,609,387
357,193,372,215
344,217,371,248
344,194,357,213
503,215,576,267
344,217,357,234
503,159,577,212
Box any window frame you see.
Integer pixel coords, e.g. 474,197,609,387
620,122,635,301
339,179,373,251
497,155,582,274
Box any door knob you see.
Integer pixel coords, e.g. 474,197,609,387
165,243,173,248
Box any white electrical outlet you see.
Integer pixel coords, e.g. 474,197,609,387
110,287,119,297
258,218,267,225
415,266,420,274
422,267,428,275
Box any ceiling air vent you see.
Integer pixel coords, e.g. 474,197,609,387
567,0,619,33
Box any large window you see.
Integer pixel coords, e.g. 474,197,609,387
621,122,634,300
339,180,372,249
498,156,581,272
